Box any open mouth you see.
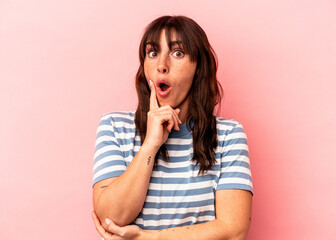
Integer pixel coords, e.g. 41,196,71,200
156,80,171,97
159,83,170,92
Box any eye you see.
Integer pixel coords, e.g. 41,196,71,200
147,50,158,58
172,50,184,58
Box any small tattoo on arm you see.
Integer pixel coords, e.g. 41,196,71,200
100,185,109,189
147,156,151,165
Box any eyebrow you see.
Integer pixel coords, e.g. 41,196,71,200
169,41,183,49
145,41,183,50
169,40,182,45
145,42,156,47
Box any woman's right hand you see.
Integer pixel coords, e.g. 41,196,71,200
143,80,182,151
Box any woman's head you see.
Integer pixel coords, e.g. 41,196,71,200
136,15,221,120
135,16,222,173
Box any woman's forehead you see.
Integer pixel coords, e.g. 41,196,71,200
146,29,183,47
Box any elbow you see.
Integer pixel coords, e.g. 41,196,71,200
223,230,249,240
93,194,136,227
94,206,135,228
110,214,134,227
227,226,250,240
229,232,249,240
217,219,250,240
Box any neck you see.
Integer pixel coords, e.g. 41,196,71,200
176,96,190,124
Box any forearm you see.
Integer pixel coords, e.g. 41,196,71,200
141,219,250,240
94,143,158,227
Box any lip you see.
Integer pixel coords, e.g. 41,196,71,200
156,79,171,98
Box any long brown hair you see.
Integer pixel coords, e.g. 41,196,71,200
135,15,222,174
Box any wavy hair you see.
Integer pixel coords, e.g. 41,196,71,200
135,15,222,174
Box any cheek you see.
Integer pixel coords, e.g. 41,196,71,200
179,63,196,83
144,61,154,79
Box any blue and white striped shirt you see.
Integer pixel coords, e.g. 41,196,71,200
93,111,253,230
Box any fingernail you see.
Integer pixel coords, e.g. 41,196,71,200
149,80,153,87
105,218,111,225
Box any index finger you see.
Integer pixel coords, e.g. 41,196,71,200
149,80,159,110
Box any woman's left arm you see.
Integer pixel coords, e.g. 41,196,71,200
92,189,252,240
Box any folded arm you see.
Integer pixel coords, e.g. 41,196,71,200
93,143,158,227
150,189,252,240
93,80,182,228
92,189,252,240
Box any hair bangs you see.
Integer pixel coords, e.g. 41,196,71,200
142,16,198,62
136,16,222,173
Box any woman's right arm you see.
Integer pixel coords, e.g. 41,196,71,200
93,80,181,228
93,142,159,228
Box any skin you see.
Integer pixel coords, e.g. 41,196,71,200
92,30,186,229
144,29,197,124
92,29,252,239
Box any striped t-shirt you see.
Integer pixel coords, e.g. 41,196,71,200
93,111,253,230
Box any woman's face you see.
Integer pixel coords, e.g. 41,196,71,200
144,29,197,115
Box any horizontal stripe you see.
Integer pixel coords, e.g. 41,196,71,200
145,192,214,203
92,170,124,186
221,160,250,168
138,210,215,221
147,186,213,197
143,199,214,209
94,160,126,173
94,144,121,159
94,148,124,162
216,183,253,194
148,179,215,191
92,111,253,229
141,205,214,215
218,177,253,186
93,155,124,171
141,215,215,226
93,166,125,179
135,218,212,230
149,174,216,184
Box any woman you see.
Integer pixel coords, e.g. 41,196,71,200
91,15,253,239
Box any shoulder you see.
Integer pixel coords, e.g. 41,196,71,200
215,116,243,133
99,110,136,126
215,116,248,145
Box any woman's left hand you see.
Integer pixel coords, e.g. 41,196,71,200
91,210,142,240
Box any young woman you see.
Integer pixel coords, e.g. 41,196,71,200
91,15,253,240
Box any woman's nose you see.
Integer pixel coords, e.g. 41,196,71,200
157,55,169,74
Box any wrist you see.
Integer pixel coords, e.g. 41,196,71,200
141,140,160,154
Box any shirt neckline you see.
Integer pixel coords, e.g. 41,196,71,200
169,119,193,138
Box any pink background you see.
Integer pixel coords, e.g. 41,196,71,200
1,1,335,239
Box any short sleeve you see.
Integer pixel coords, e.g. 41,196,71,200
92,114,127,187
216,123,253,195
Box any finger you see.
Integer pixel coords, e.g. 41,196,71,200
166,119,175,132
174,108,182,124
149,80,159,110
91,211,114,239
159,112,178,132
158,106,181,131
105,219,125,237
172,108,182,129
170,109,180,131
